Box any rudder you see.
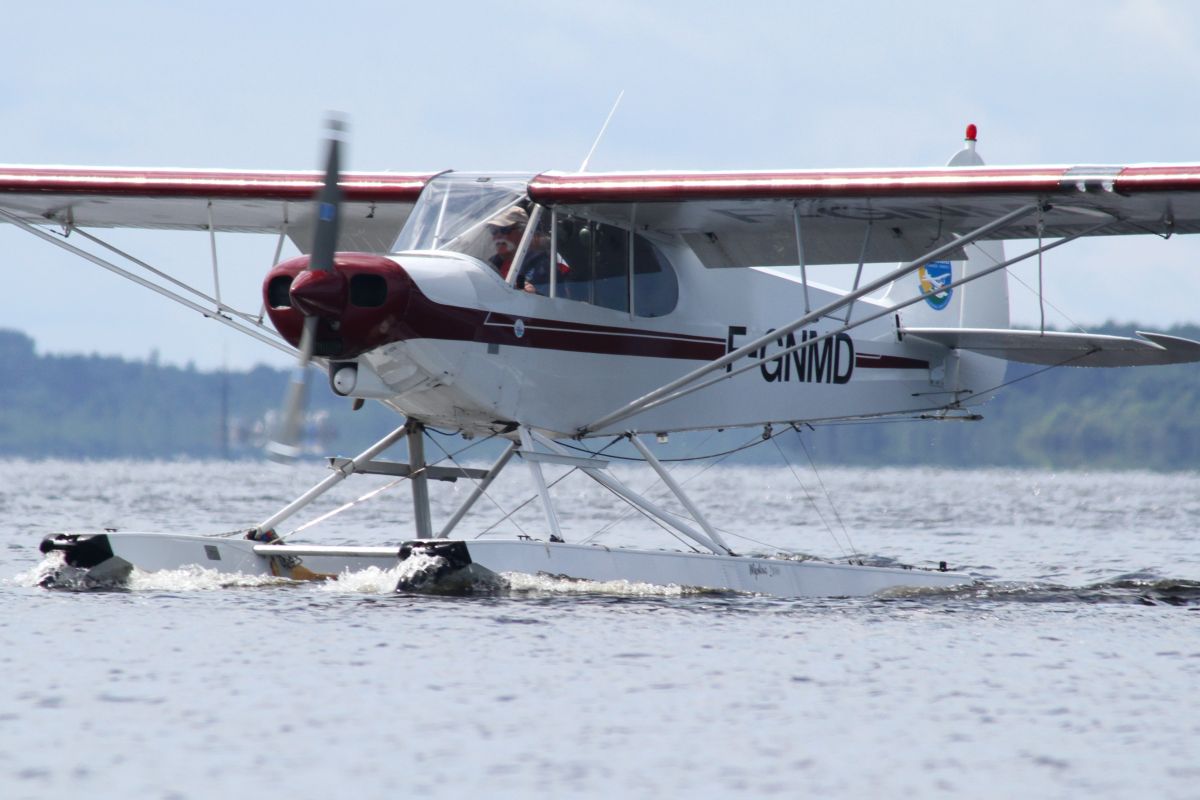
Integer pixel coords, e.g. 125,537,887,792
899,125,1010,331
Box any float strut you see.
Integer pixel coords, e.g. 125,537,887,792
629,433,733,554
255,423,409,538
436,442,518,539
408,421,433,539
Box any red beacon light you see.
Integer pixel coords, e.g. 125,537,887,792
965,123,978,142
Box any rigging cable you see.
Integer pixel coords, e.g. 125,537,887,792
558,428,783,463
471,436,627,540
794,428,858,556
659,427,833,555
579,428,802,555
966,240,1088,334
954,348,1097,406
771,433,851,560
424,431,531,539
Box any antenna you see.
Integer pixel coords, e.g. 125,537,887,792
578,90,624,172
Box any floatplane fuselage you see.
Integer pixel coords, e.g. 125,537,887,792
265,242,1004,440
19,125,1200,596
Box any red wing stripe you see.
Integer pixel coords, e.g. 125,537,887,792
0,167,433,202
529,167,1073,203
1114,166,1200,192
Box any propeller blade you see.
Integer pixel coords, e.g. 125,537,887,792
265,116,347,462
310,117,345,274
266,316,318,462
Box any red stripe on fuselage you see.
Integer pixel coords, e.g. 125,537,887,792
855,353,929,370
395,292,728,360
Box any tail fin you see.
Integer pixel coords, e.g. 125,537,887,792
899,124,1010,330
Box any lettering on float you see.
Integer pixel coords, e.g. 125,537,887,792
725,325,854,385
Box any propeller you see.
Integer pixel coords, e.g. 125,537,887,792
266,116,346,462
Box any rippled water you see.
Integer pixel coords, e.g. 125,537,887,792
2,459,1198,799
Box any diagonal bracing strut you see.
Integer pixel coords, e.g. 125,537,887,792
599,217,1116,427
579,203,1111,435
581,203,1040,435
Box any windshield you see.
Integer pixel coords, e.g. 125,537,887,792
393,172,534,262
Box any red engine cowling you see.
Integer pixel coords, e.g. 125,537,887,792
263,253,414,359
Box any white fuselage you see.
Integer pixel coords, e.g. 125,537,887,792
350,242,1004,438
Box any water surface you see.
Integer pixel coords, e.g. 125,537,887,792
1,460,1197,799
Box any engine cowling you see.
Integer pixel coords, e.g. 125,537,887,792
263,253,415,359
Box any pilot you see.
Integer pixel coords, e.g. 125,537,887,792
487,206,569,294
487,206,528,281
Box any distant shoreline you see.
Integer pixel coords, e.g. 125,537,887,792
4,325,1199,469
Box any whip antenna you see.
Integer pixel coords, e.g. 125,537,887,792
578,90,624,172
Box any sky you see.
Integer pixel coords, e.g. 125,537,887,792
3,0,1200,370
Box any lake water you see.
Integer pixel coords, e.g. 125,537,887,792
1,459,1198,799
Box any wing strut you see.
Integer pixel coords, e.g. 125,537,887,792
0,207,295,357
793,203,811,313
604,217,1116,429
580,202,1046,435
590,216,1114,431
207,200,223,309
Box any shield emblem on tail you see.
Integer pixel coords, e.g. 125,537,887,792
918,261,953,310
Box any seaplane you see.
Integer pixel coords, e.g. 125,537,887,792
14,120,1200,597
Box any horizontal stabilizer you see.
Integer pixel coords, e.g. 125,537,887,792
903,327,1200,367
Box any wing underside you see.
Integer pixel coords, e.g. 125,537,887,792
4,162,1200,263
0,166,434,253
529,165,1200,266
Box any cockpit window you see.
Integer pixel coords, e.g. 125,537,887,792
393,173,534,261
394,176,678,317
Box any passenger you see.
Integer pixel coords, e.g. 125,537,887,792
514,224,570,295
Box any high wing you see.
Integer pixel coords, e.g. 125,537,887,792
0,166,435,252
6,160,1199,261
0,165,434,358
528,164,1200,266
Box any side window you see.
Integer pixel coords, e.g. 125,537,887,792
552,214,676,317
555,215,593,303
592,224,629,312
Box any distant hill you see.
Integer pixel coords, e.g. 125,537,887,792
793,322,1200,470
0,329,399,459
2,325,1199,469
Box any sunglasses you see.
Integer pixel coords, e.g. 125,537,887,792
491,224,519,235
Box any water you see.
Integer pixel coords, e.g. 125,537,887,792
1,459,1198,799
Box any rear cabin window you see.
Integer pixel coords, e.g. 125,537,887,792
553,214,677,317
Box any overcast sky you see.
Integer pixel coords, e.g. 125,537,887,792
3,0,1199,370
